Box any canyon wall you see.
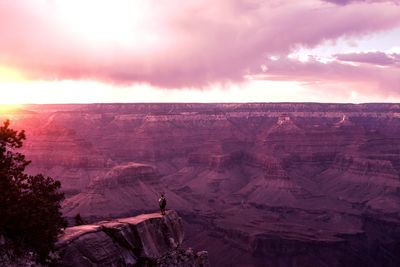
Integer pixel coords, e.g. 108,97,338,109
2,103,400,266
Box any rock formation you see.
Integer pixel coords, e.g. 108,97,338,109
62,163,189,217
3,103,400,266
56,210,209,267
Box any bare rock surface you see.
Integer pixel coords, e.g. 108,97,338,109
3,103,400,266
56,210,209,267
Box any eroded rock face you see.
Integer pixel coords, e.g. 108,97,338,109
4,103,400,266
62,163,189,217
56,210,209,267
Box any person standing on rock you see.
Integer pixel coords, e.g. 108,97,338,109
159,193,167,215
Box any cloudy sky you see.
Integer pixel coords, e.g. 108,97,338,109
0,0,400,104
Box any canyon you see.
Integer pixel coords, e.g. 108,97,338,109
1,103,400,266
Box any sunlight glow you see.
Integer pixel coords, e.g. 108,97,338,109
55,0,155,48
0,104,23,114
0,78,318,104
0,66,24,82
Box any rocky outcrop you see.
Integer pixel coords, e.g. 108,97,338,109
5,103,400,266
56,210,209,266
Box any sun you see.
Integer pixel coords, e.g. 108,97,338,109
0,66,24,82
0,66,27,105
0,104,23,114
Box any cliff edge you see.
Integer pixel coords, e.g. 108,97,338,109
56,210,209,267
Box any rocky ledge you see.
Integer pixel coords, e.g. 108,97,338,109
56,210,209,267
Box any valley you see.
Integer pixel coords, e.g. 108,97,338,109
2,103,400,266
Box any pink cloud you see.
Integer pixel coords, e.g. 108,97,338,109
335,52,400,66
261,57,400,97
323,0,400,5
1,0,400,88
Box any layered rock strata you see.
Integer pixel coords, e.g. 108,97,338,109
56,210,209,267
3,103,400,266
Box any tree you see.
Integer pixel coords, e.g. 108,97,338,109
0,120,67,263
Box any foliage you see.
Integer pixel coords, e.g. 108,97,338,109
0,120,67,263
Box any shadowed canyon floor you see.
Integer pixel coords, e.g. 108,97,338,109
2,103,400,266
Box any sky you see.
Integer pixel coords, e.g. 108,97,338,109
0,0,400,104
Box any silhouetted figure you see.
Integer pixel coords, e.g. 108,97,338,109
74,213,85,226
159,194,167,215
